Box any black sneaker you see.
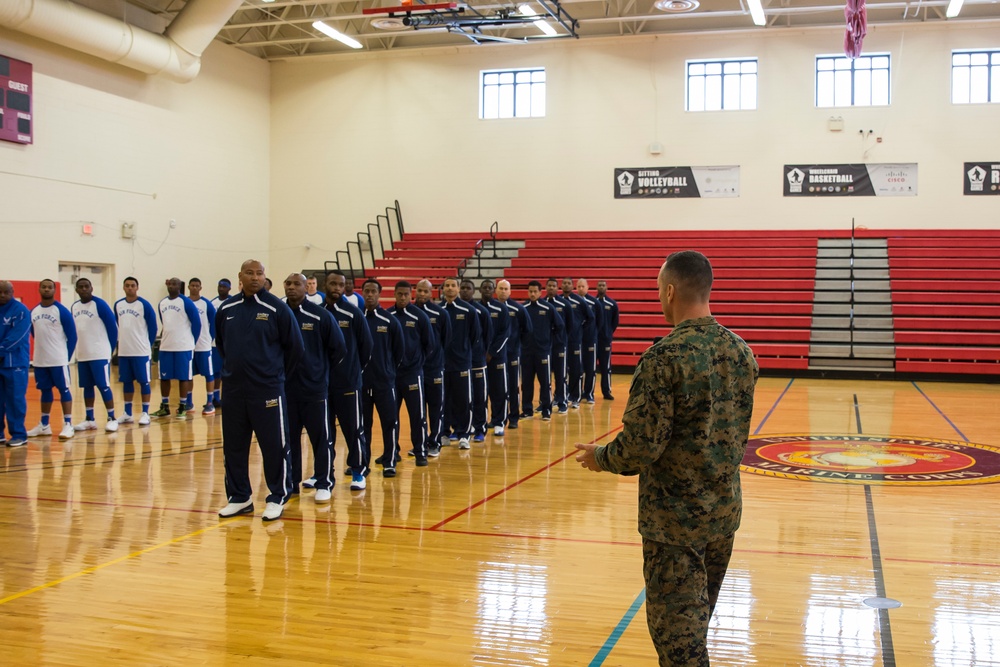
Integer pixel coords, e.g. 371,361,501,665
520,411,533,419
415,457,429,467
151,405,171,418
383,467,396,478
176,404,188,420
374,455,384,466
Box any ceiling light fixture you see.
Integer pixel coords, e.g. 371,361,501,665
654,0,700,12
312,21,364,49
747,0,766,26
518,4,558,36
945,0,964,17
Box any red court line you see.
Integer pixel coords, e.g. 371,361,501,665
428,425,625,531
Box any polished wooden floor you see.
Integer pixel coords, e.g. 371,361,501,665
1,376,999,666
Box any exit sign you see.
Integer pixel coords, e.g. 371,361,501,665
1,55,32,145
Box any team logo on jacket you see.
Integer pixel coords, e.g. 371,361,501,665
265,398,279,408
406,321,415,328
256,313,269,321
302,323,314,331
742,434,1000,486
456,314,465,320
377,325,388,333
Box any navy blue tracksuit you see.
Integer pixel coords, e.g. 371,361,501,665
362,306,405,469
441,297,480,440
481,297,510,428
579,293,603,401
521,299,564,418
326,297,373,476
470,300,493,438
286,300,344,491
563,292,588,403
546,295,571,411
597,294,620,398
501,298,532,428
392,304,433,459
419,300,451,451
216,290,304,505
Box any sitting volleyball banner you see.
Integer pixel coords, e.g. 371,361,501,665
783,163,918,197
614,166,740,199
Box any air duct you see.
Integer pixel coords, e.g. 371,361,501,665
0,0,244,83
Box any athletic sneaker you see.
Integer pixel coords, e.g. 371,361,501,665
407,449,416,457
558,406,569,414
415,457,429,467
118,414,134,424
59,423,75,440
520,411,533,419
7,438,27,448
427,445,441,458
541,414,551,422
261,502,284,522
493,426,505,437
27,423,52,437
138,413,150,426
74,420,97,431
350,472,367,490
218,499,253,517
383,467,396,478
571,401,580,409
176,405,188,420
315,489,332,503
151,405,171,418
458,437,470,450
302,477,317,489
105,420,119,432
473,433,485,443
202,404,216,415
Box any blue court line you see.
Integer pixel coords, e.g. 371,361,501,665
910,381,970,442
589,588,647,667
753,378,795,435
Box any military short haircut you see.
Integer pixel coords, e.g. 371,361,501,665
363,278,382,293
665,250,713,301
124,276,139,286
460,279,475,289
527,280,542,290
395,280,411,290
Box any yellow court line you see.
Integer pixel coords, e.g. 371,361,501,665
0,517,244,607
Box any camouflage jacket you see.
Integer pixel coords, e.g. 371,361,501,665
594,316,758,545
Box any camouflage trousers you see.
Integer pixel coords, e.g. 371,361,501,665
642,534,736,666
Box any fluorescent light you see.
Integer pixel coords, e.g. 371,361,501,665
747,0,766,26
519,4,558,37
945,0,964,17
312,21,363,49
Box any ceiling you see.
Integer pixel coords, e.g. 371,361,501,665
105,0,1000,59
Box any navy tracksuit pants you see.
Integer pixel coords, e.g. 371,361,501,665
505,358,521,428
598,339,613,398
567,344,582,403
550,347,568,410
222,393,294,505
396,373,427,459
471,366,488,437
521,351,551,418
287,397,333,490
582,339,598,401
363,384,399,469
487,360,508,428
444,369,472,439
330,387,367,477
423,369,445,450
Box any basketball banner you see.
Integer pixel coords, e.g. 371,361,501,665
614,166,739,199
963,162,1000,195
783,163,917,197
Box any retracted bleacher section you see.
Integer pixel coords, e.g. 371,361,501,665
365,229,1000,379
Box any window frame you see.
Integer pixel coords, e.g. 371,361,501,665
951,49,1000,104
684,57,759,112
479,67,547,120
814,53,891,108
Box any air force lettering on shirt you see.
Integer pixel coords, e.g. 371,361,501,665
75,309,97,320
162,303,184,315
118,305,145,320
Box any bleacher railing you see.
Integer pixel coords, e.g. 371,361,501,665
323,200,404,280
458,221,499,278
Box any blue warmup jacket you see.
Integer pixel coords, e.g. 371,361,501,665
392,303,434,378
215,289,303,398
522,298,564,358
564,293,589,347
580,294,602,345
502,299,532,359
0,299,31,368
326,297,372,392
470,300,493,369
286,299,345,400
362,306,405,390
481,297,510,364
441,298,481,372
419,300,451,374
546,295,571,349
597,295,620,343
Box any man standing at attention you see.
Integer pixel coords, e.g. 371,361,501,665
153,278,201,420
479,279,510,437
495,279,531,432
576,278,603,404
361,279,405,476
305,275,325,305
217,259,304,522
27,280,77,441
415,279,450,456
440,277,480,450
188,278,218,415
575,251,758,667
71,278,119,432
545,278,571,414
114,277,158,426
596,280,620,400
391,281,434,465
0,281,31,447
460,279,492,443
561,277,589,408
284,273,344,503
520,280,563,422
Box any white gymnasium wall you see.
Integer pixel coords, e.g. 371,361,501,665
0,30,270,300
270,22,1000,279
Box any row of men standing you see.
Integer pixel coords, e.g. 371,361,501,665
215,266,618,521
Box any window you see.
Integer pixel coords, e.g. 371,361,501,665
686,59,758,111
952,50,1000,104
480,68,545,119
815,54,890,107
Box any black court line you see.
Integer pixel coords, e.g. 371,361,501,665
753,378,795,435
856,395,896,667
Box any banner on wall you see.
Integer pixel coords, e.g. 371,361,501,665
963,162,1000,195
783,163,917,197
614,166,740,199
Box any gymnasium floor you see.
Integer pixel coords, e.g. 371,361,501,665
1,376,998,665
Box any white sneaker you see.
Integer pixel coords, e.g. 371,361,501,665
138,413,150,426
118,414,134,424
458,437,470,450
105,420,119,433
315,488,332,503
74,420,97,431
59,423,75,440
262,502,284,521
218,499,254,518
302,477,317,489
7,438,27,447
27,423,52,437
493,426,505,437
350,472,367,491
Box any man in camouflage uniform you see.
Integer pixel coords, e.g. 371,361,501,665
576,250,758,667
